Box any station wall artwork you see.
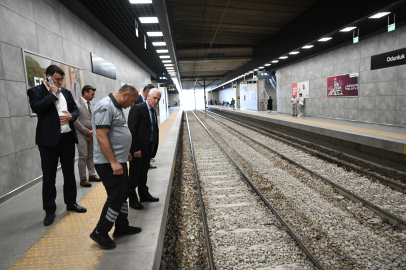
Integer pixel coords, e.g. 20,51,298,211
23,50,85,116
292,81,309,98
326,73,359,97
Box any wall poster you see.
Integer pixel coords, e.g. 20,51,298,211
23,50,85,116
292,81,309,98
327,73,359,97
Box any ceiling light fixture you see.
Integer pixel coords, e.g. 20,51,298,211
157,49,168,53
153,42,166,46
369,12,391,19
130,0,152,3
259,66,264,69
162,60,171,63
265,63,271,66
139,17,158,23
289,51,300,55
279,56,288,59
147,32,163,37
249,71,254,73
272,60,279,63
159,55,170,58
318,37,332,42
340,27,357,32
164,64,173,66
302,45,314,49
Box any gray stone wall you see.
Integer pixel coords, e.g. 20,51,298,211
276,25,406,126
0,0,151,198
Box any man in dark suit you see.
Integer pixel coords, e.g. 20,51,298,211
134,83,154,105
27,65,87,227
128,88,161,210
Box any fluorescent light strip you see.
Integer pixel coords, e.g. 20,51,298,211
162,60,172,63
318,37,332,42
259,66,264,69
147,32,163,37
254,69,259,71
272,60,279,63
340,27,357,32
302,45,314,49
279,56,288,59
157,49,168,53
160,55,170,59
265,63,271,66
164,64,174,66
289,51,300,55
130,0,152,3
153,42,166,46
139,17,158,23
369,12,391,19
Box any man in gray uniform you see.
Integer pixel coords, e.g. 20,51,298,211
90,84,141,249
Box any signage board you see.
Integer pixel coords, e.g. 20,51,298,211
388,23,395,32
91,53,116,79
258,71,271,79
353,37,359,44
371,47,406,70
157,74,171,83
326,73,359,97
292,81,309,98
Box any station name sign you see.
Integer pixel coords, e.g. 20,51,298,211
371,47,406,70
91,53,116,79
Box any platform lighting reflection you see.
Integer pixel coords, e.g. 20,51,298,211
279,56,288,59
162,60,172,63
289,51,300,55
139,17,158,23
159,55,170,58
369,12,391,19
340,27,357,32
272,60,279,63
318,37,332,42
157,50,169,53
130,0,152,3
153,42,166,46
147,32,163,37
265,63,271,66
302,45,314,49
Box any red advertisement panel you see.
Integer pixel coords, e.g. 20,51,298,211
292,83,298,97
327,73,359,97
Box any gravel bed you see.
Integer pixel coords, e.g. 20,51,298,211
205,112,406,220
196,111,406,270
188,112,315,270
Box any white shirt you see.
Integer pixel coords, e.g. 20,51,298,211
81,96,88,104
299,97,305,105
43,83,71,133
291,97,298,104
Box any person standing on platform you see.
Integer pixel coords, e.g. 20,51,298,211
291,94,298,116
90,84,141,250
231,98,235,109
128,88,161,210
298,93,305,117
74,85,100,188
27,65,87,226
267,96,273,113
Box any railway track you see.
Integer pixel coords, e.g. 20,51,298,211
192,110,406,270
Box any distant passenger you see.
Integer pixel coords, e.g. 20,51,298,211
210,98,213,105
135,84,155,104
231,98,235,109
90,84,141,249
291,94,298,116
214,100,217,105
298,93,305,117
74,85,100,188
27,65,87,227
267,97,273,113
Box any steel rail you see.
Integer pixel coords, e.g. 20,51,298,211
190,110,327,270
201,110,406,230
185,112,216,270
206,109,406,193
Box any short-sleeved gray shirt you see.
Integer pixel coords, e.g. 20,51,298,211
92,94,131,164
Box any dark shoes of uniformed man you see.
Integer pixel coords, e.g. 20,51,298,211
90,226,142,249
43,213,55,226
43,204,87,226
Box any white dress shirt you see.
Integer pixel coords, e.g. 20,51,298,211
43,83,71,133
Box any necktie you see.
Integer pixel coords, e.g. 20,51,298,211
150,109,158,146
87,101,92,116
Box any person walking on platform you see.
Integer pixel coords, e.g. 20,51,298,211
298,93,305,117
128,88,161,210
291,94,298,116
74,85,100,188
267,96,273,113
90,84,141,249
231,98,235,109
27,65,87,226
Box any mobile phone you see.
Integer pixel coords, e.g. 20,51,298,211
46,76,54,86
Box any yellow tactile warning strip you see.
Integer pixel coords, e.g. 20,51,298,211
215,107,406,141
8,109,181,270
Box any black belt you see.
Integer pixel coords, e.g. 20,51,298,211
60,132,72,137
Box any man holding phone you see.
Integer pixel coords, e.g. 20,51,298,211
27,65,87,227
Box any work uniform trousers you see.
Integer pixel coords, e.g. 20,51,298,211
94,163,129,235
77,133,96,180
38,132,77,214
128,142,154,201
292,104,298,116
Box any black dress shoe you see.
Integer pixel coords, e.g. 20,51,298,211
113,226,142,237
149,164,157,169
129,200,144,210
43,213,55,226
67,204,87,213
140,195,159,203
90,230,116,249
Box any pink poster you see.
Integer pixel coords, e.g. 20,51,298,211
327,73,359,97
292,83,298,97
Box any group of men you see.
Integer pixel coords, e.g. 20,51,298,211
291,93,305,117
27,65,161,249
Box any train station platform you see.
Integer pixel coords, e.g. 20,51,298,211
0,108,183,270
207,106,406,170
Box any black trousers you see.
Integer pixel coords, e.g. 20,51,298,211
128,142,154,201
95,163,129,235
38,132,77,214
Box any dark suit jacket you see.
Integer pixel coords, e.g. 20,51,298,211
27,84,79,146
128,102,159,158
134,94,144,105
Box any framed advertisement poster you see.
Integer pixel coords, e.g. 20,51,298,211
327,73,359,97
23,50,85,116
292,81,309,98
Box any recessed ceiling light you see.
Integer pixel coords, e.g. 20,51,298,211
289,51,300,55
157,49,168,53
164,64,173,66
259,66,264,69
160,55,170,58
369,12,391,19
129,0,152,3
279,56,288,59
139,17,158,23
302,45,314,49
254,69,259,71
318,37,332,42
245,73,249,75
265,63,271,66
249,71,254,73
272,60,279,63
340,27,357,32
147,32,163,37
153,42,166,46
162,60,172,63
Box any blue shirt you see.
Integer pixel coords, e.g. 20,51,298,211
146,101,155,141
